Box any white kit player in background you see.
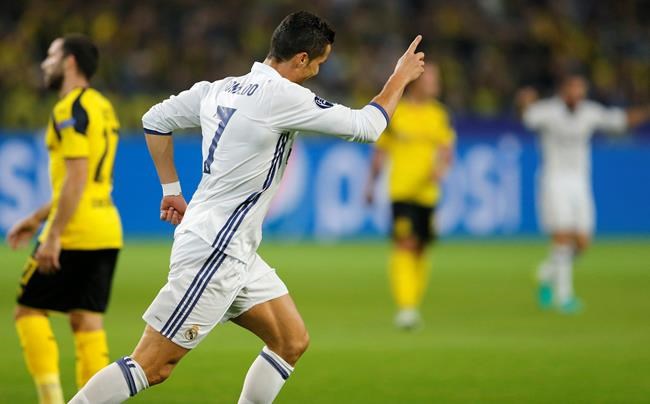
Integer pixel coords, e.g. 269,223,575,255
70,11,425,404
517,74,650,313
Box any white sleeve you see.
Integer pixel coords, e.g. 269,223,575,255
267,83,388,143
591,103,627,134
142,81,211,134
522,102,547,132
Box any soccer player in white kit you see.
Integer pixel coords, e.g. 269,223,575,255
70,11,425,404
517,74,650,313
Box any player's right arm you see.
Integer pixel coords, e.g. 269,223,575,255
269,35,425,143
5,202,52,250
142,81,211,225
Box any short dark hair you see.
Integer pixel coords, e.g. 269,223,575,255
62,33,99,80
268,11,335,61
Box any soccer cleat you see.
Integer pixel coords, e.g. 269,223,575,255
537,282,553,310
557,297,583,315
394,309,421,330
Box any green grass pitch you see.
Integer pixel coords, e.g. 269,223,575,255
1,239,649,403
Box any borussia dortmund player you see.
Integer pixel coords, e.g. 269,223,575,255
6,34,122,403
367,63,455,329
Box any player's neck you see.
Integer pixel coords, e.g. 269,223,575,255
563,100,579,112
263,58,303,84
59,75,89,98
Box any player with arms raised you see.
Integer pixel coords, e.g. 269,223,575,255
6,34,122,403
517,74,650,313
71,11,424,404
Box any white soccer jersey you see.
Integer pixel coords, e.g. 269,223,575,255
523,96,626,179
142,62,388,263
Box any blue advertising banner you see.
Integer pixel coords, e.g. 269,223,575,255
1,124,649,239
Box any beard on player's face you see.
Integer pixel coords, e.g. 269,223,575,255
41,38,66,91
45,68,64,91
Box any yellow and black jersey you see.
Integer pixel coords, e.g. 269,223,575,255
376,99,455,207
39,87,122,249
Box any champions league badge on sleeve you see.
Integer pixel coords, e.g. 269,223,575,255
314,95,335,109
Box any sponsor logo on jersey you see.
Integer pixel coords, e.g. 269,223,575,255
314,96,334,109
56,118,76,130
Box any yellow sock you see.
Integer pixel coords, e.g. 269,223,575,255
414,254,430,306
389,248,419,309
74,329,109,388
15,315,64,404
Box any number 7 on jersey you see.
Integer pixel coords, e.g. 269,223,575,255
203,106,237,174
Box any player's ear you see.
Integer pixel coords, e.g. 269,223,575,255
63,53,77,72
292,52,309,67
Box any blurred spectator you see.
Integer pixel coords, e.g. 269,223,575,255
0,0,648,129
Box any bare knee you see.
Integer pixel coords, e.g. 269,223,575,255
135,356,180,386
574,234,591,255
69,311,103,332
131,325,189,386
396,236,418,251
395,237,425,256
270,330,310,366
14,305,47,321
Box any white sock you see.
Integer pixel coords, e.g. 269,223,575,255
552,245,574,305
69,356,149,404
537,257,555,284
238,346,294,404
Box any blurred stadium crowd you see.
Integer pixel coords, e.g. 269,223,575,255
1,0,648,129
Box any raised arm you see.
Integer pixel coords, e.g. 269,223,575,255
515,86,539,119
371,35,426,119
269,35,425,143
625,105,650,129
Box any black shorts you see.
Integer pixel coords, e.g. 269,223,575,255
17,244,119,313
391,202,436,244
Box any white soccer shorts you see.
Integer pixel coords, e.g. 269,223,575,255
538,174,595,235
143,230,288,349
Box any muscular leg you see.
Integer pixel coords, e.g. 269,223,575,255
131,325,190,385
574,233,591,256
233,295,309,403
233,294,309,365
69,326,189,403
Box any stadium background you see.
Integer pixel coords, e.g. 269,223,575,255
1,0,649,402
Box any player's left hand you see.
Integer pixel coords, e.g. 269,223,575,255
393,35,425,85
160,195,187,226
35,235,61,274
6,215,40,250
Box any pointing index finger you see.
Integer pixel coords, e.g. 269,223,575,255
407,35,422,54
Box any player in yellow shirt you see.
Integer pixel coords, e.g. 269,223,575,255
366,63,455,329
6,34,122,403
